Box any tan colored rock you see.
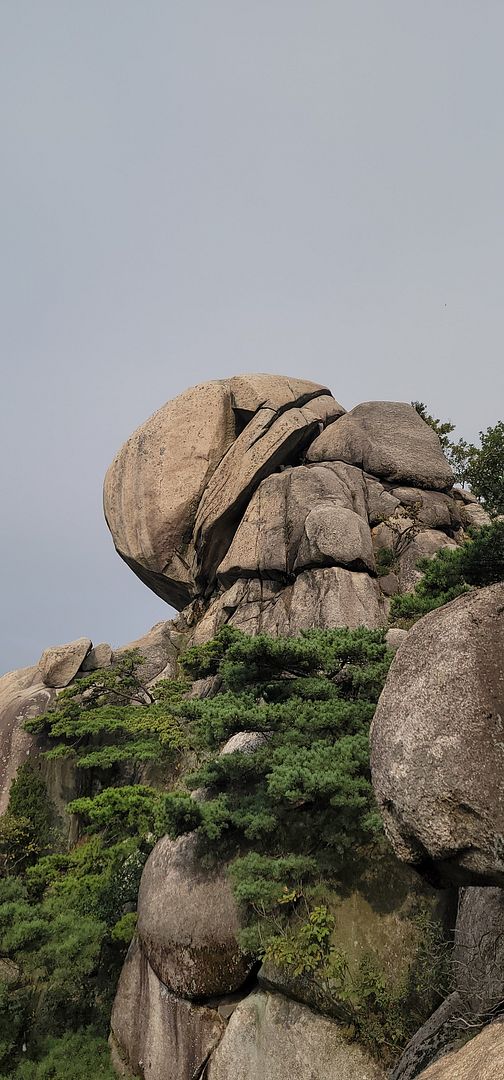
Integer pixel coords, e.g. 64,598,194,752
194,401,333,585
137,833,250,998
206,990,385,1080
195,567,388,642
104,380,236,609
416,1018,504,1079
81,642,113,670
307,402,454,491
114,620,186,686
0,667,55,813
217,462,374,586
110,937,226,1080
220,731,270,755
38,637,92,687
371,584,504,884
396,529,458,591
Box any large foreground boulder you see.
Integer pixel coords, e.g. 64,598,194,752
206,990,385,1080
137,832,251,998
371,584,504,885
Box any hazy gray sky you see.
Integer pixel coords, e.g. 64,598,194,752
1,1,503,674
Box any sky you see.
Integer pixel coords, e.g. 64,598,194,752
1,1,503,674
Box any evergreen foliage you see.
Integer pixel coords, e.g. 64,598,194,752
466,421,504,516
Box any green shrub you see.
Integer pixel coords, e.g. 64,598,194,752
390,521,504,625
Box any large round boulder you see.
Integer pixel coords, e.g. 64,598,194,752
371,584,504,885
137,832,251,998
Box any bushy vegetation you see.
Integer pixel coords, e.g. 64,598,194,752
390,520,504,624
413,403,503,515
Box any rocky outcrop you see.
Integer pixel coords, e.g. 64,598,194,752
104,377,465,640
206,990,386,1080
371,584,504,885
137,833,251,999
416,1018,504,1079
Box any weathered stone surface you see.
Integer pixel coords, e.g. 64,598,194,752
372,521,457,592
365,475,401,524
416,1018,504,1079
110,937,226,1080
38,637,92,687
390,887,504,1080
307,402,454,491
114,620,185,686
195,568,388,643
104,380,237,609
81,642,113,670
217,462,374,586
194,401,335,586
371,584,504,884
137,833,250,998
206,990,385,1080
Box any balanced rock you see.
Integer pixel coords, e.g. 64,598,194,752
38,637,92,687
137,832,251,998
307,401,454,491
371,584,504,884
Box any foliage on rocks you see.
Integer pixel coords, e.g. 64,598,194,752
390,520,504,624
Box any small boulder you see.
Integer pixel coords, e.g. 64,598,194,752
81,642,113,670
38,637,92,687
137,832,251,998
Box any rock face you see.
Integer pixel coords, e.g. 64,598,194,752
104,377,464,639
206,990,386,1080
371,584,504,885
137,832,251,998
416,1018,504,1079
